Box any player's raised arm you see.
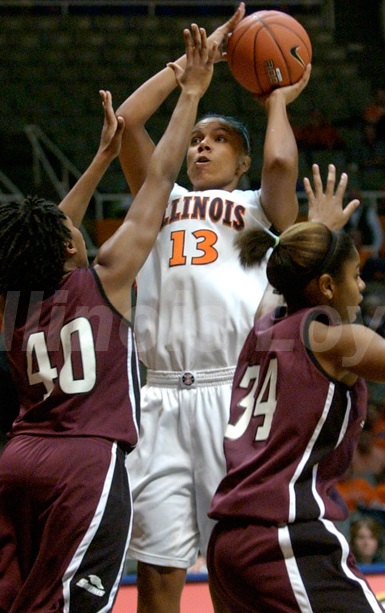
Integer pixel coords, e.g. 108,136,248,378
94,25,216,316
259,64,311,232
116,3,245,195
59,90,124,227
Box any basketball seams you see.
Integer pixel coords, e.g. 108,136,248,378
262,22,310,84
262,19,311,56
261,24,290,86
252,26,264,96
227,16,262,71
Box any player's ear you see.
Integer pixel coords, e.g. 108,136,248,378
237,154,251,176
304,273,334,306
64,239,77,258
317,273,334,301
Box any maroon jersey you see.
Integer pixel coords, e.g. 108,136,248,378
209,306,367,524
3,268,140,452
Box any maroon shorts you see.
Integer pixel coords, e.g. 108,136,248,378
207,519,384,613
0,435,132,612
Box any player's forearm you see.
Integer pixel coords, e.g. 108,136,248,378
261,91,299,229
149,89,200,184
116,59,186,127
263,89,298,167
116,59,188,195
59,150,115,226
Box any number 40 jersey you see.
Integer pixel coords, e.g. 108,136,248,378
3,268,140,452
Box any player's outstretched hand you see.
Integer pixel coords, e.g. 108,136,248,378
207,1,245,63
98,90,125,159
305,163,361,230
168,25,215,99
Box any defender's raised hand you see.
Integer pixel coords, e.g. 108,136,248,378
305,163,361,230
168,25,216,98
98,90,125,159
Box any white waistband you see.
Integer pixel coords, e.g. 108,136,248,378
146,367,235,389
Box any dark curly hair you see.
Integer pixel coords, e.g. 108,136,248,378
0,195,72,294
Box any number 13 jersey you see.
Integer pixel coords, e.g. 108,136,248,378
135,185,271,372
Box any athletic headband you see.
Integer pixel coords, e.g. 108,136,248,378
312,229,338,276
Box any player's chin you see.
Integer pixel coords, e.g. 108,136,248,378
189,172,214,191
348,305,361,324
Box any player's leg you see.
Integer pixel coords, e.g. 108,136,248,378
193,378,232,547
0,438,28,612
208,577,234,613
285,519,385,612
193,377,233,613
136,563,187,613
208,521,306,612
5,436,131,612
207,524,253,613
126,382,200,613
64,440,132,612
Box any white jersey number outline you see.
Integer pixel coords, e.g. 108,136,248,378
225,358,278,441
26,317,96,398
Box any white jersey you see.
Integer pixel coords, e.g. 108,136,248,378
134,184,270,371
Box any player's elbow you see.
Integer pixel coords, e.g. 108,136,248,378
265,150,297,174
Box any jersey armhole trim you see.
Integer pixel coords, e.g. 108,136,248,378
90,268,132,328
302,308,352,390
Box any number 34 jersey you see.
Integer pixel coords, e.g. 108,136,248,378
3,268,140,452
135,185,271,372
209,307,368,525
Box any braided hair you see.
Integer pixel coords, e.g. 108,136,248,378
235,222,356,310
0,195,72,295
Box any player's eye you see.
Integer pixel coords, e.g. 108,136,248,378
191,137,201,145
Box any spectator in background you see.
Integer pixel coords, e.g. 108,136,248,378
363,85,385,128
337,416,385,518
361,259,385,284
350,518,385,565
293,108,346,152
188,554,208,575
293,108,347,189
360,281,385,336
351,121,385,190
345,196,384,260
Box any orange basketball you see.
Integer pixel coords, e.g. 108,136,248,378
227,10,312,96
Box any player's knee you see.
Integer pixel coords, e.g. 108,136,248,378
137,562,186,611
